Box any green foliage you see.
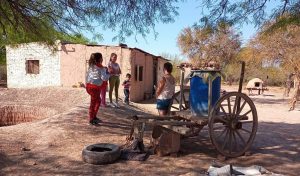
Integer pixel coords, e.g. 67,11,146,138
246,67,286,86
223,63,241,83
0,0,178,43
233,22,300,87
0,23,93,65
0,47,5,65
264,14,300,34
199,0,300,29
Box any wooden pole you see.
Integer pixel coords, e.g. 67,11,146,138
179,68,185,111
238,61,245,93
237,61,245,113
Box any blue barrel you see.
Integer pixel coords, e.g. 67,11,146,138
189,70,221,117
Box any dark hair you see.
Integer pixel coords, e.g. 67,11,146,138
89,52,103,67
110,53,117,61
163,62,173,73
126,73,131,78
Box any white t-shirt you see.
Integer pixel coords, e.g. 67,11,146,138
157,75,175,100
108,61,121,76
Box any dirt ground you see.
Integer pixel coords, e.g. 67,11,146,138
0,86,299,176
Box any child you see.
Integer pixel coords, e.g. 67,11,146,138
86,52,110,125
100,66,109,107
156,62,176,116
122,73,131,104
108,53,122,107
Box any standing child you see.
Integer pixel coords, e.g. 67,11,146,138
156,62,176,116
122,73,131,104
86,52,110,125
100,66,109,107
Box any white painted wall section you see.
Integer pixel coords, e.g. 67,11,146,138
6,43,60,88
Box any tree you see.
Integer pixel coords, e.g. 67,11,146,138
2,0,300,44
0,24,93,65
177,22,241,67
249,22,300,109
199,0,300,28
0,0,179,43
251,23,300,76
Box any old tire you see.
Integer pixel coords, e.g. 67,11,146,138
82,143,121,165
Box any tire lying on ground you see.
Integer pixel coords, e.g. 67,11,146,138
82,143,121,165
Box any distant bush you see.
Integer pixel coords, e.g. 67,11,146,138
223,63,286,87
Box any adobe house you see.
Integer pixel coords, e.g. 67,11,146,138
6,41,168,102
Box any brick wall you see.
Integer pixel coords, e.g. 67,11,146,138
6,43,60,88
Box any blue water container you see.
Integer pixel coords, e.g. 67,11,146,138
189,70,221,117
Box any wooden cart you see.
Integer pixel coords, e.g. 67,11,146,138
127,62,258,158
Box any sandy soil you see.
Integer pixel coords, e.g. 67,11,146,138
0,86,299,176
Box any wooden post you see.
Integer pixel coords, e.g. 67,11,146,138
208,76,212,115
179,69,185,111
238,61,245,93
237,61,245,113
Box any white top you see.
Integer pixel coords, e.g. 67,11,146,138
108,61,121,76
86,65,110,86
157,75,175,100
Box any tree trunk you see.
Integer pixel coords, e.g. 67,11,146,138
289,72,300,111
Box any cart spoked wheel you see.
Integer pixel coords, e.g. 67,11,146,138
168,89,190,113
208,92,258,158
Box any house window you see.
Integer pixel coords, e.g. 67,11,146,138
26,60,39,74
135,65,143,81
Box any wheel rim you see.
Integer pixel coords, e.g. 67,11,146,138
168,89,190,114
209,92,258,157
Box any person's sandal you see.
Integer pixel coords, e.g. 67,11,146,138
89,119,100,126
94,117,102,123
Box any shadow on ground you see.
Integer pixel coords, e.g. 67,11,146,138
0,103,299,175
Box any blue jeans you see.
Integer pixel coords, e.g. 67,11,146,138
156,99,172,110
124,89,130,103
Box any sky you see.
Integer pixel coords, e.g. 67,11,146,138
84,1,261,59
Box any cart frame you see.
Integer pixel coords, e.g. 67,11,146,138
127,62,258,158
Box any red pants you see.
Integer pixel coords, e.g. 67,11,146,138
86,85,101,121
100,85,107,106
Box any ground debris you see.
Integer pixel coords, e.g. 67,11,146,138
21,147,31,151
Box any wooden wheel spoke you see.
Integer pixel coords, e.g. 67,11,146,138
240,120,253,124
240,128,251,134
238,109,252,120
232,96,239,115
216,128,227,139
236,100,247,116
180,104,187,110
229,130,233,154
171,106,179,110
183,95,187,106
235,130,246,146
227,97,232,116
232,131,238,152
222,129,230,150
213,125,226,130
215,116,227,123
220,105,230,120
